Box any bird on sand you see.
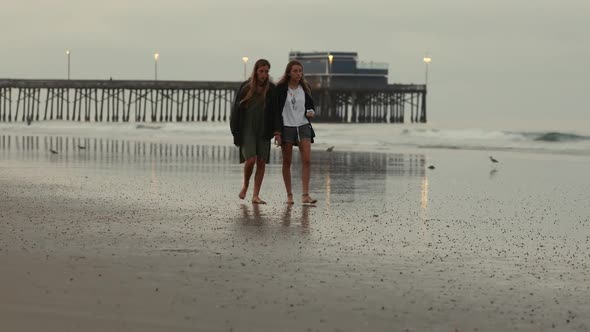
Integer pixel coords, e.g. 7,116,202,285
49,149,58,154
489,156,499,163
326,146,335,152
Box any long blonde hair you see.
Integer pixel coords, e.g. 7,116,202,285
239,59,271,106
277,60,311,95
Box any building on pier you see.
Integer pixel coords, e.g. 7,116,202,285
289,51,389,89
0,51,426,124
288,51,426,123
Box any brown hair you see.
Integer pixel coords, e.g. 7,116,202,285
239,59,271,106
277,60,311,95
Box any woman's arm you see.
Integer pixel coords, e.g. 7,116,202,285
304,91,316,118
230,81,248,145
272,85,284,134
230,81,248,136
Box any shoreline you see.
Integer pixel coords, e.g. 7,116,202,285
1,121,590,159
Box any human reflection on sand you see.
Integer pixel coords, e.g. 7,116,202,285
281,205,311,232
237,204,312,234
239,203,265,226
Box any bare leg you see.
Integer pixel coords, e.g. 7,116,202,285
281,143,294,204
252,157,266,204
299,140,316,204
239,157,256,199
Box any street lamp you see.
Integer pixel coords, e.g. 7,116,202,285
154,52,159,80
327,54,334,88
423,54,432,86
242,56,249,80
421,54,432,124
66,49,71,80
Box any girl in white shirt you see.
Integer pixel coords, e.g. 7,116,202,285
273,61,317,205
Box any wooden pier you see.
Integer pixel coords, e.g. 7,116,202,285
313,84,427,123
0,79,426,124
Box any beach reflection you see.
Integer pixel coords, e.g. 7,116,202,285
1,134,429,210
323,159,332,208
0,134,250,172
239,204,264,226
489,168,499,180
150,159,159,195
281,205,311,232
236,204,311,233
419,176,432,243
420,176,429,210
0,134,426,178
313,151,426,208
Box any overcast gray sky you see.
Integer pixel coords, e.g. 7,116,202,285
1,0,588,131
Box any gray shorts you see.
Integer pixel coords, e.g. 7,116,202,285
282,124,312,145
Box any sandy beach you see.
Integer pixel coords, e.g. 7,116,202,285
1,131,589,331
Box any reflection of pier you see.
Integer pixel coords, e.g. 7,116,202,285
315,151,426,179
1,135,426,178
2,134,427,207
0,135,247,169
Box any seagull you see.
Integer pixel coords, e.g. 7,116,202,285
77,145,86,150
49,149,58,155
489,156,499,163
326,146,335,152
427,165,435,170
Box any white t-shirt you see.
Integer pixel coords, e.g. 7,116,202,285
282,85,308,127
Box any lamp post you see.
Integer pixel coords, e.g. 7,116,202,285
421,54,432,123
66,49,71,80
154,52,159,80
423,54,432,86
242,56,249,80
328,54,334,88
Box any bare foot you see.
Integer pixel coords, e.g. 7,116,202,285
252,196,267,204
239,187,247,200
286,193,294,205
302,193,317,204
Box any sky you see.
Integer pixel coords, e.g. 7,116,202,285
1,0,588,132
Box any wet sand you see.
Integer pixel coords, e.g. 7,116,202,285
1,134,589,331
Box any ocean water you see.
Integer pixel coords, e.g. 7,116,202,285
1,121,589,157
